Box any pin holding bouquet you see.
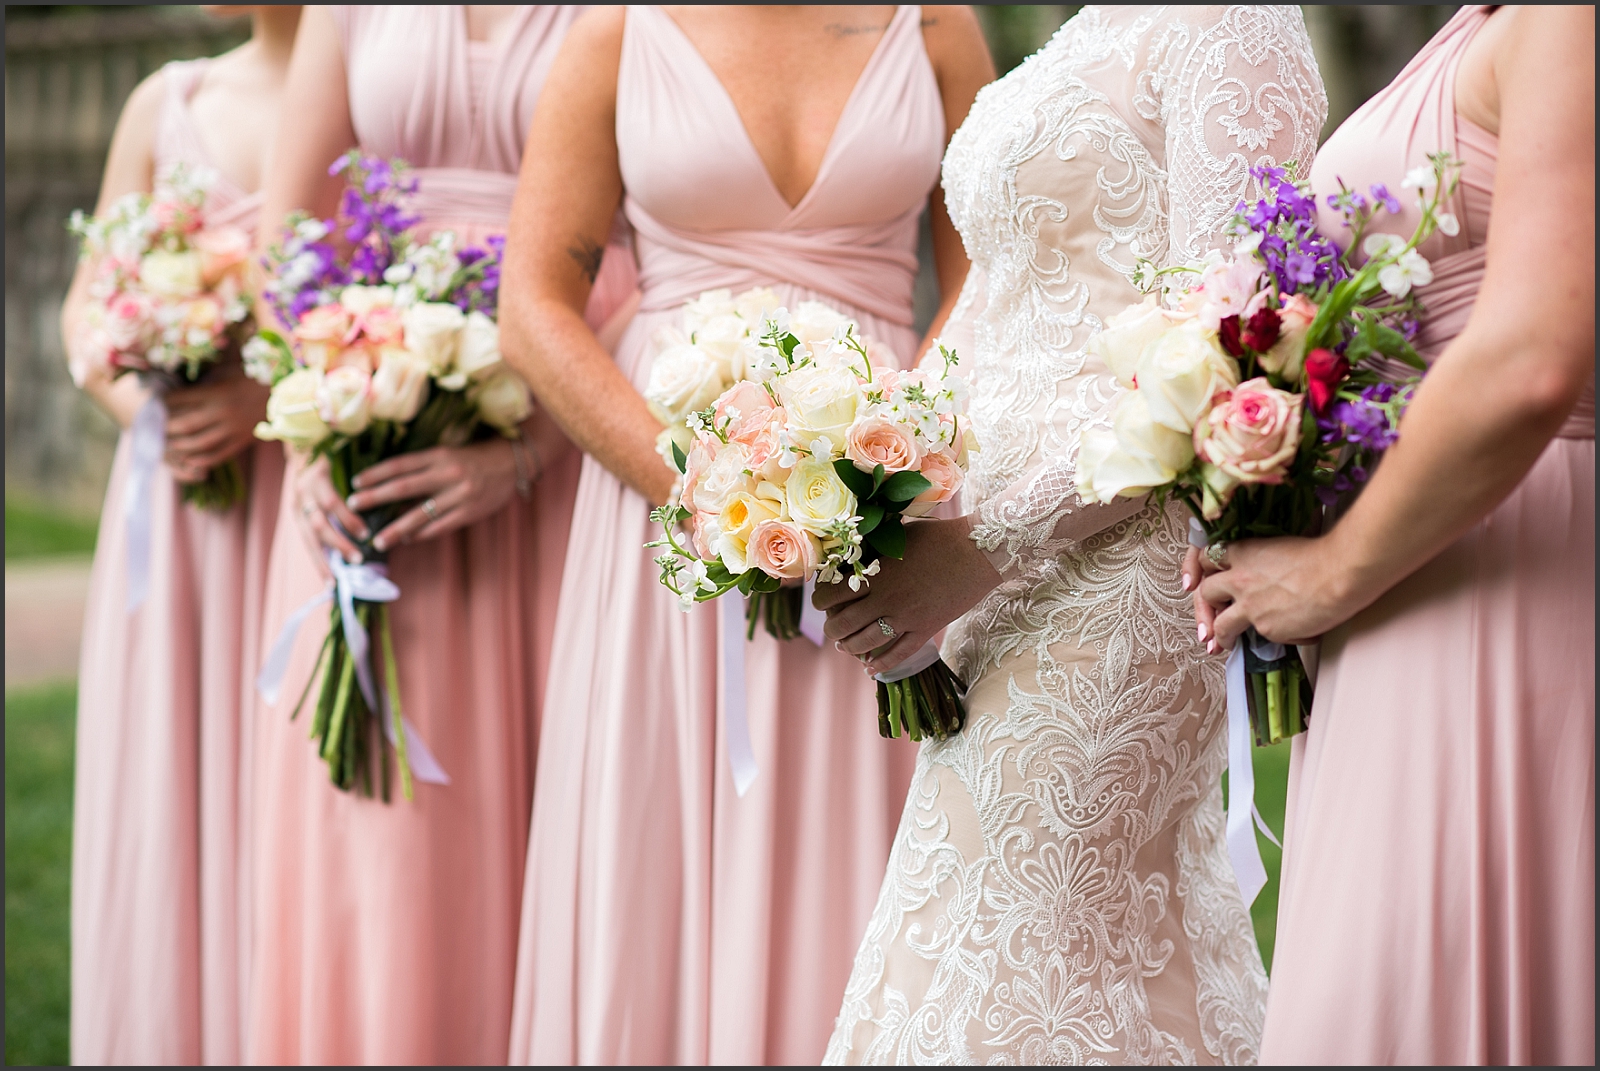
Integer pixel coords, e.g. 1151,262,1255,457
648,303,976,741
1074,153,1463,745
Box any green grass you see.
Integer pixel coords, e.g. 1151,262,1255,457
5,681,77,1067
5,498,98,560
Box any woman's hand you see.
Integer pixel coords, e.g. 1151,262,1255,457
346,439,519,552
813,515,1001,676
295,455,367,566
1195,535,1356,652
164,372,269,484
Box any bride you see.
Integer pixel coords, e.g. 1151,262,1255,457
817,6,1326,1063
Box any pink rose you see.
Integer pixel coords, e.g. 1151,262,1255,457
902,449,965,518
679,440,715,511
294,304,354,370
102,291,153,351
716,380,776,445
845,415,923,474
1188,257,1265,329
194,225,250,285
1193,377,1303,486
357,305,406,347
747,519,821,580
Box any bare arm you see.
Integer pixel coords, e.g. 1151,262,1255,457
1202,6,1595,646
60,71,165,430
915,5,994,355
500,8,672,504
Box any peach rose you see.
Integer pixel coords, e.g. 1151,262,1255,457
357,304,406,347
902,449,965,518
845,415,923,474
716,380,776,444
747,519,821,580
691,443,753,515
294,304,354,371
1193,377,1303,488
194,225,251,286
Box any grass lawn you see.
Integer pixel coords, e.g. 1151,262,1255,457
5,498,99,560
5,682,77,1067
0,677,1293,1062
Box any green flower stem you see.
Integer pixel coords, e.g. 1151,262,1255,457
323,646,356,773
379,603,413,802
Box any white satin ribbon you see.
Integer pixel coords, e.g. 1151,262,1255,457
123,393,168,613
1225,638,1285,907
719,595,759,797
255,547,449,785
873,639,943,684
799,578,826,646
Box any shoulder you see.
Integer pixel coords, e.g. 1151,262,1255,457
113,66,170,149
918,5,984,53
919,7,997,113
566,4,626,53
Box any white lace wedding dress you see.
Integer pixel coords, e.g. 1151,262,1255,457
824,7,1326,1064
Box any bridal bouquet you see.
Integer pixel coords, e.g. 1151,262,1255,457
251,151,528,797
1075,154,1461,746
649,306,975,741
68,164,256,509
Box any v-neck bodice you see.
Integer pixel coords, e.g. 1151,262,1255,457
616,4,943,323
155,59,261,233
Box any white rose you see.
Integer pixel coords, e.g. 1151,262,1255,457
682,288,736,335
1112,389,1193,474
789,301,850,346
340,285,396,317
1074,392,1193,503
456,310,502,381
369,347,431,422
254,368,330,450
645,343,726,425
316,365,373,435
692,313,748,380
1088,295,1171,389
470,367,531,432
734,286,782,325
139,249,204,299
1134,318,1240,434
691,443,754,515
785,457,857,536
401,301,466,375
779,363,862,454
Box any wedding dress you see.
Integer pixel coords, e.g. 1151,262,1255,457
825,7,1326,1063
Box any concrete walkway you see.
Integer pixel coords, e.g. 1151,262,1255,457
6,558,92,689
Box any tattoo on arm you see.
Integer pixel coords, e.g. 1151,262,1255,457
567,237,604,284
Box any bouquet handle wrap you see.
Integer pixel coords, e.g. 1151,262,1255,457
124,391,168,613
255,546,450,786
1225,638,1285,907
873,640,945,684
720,596,759,797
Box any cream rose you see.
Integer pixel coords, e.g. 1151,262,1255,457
1193,378,1303,488
845,415,923,474
718,489,780,545
1089,295,1171,389
645,342,727,425
692,313,748,380
691,443,754,515
1074,392,1193,503
470,367,532,432
316,365,373,435
784,457,857,536
788,301,850,346
748,519,821,580
1114,389,1195,474
340,285,396,317
401,301,466,375
779,364,862,455
1135,318,1240,434
369,347,431,422
456,310,502,381
682,288,736,335
734,286,782,324
902,449,965,518
255,368,330,450
139,249,204,299
1258,293,1319,383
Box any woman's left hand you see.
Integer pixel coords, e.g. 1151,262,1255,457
164,372,270,483
813,515,1001,676
346,438,519,552
1196,535,1358,651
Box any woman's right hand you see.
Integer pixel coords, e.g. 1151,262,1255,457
295,454,369,567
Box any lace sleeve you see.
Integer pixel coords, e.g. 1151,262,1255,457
966,6,1327,580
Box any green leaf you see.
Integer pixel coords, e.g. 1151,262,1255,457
871,463,887,495
865,516,906,559
670,439,688,475
881,470,933,503
858,501,885,535
833,458,874,498
736,571,755,595
748,571,782,593
704,561,734,586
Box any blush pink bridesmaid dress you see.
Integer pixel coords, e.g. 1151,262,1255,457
70,58,286,1066
1261,7,1595,1064
507,6,938,1065
244,7,634,1065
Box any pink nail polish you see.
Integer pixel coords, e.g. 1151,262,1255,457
1181,573,1193,592
1197,622,1206,643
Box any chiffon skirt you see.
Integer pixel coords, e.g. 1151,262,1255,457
1261,436,1595,1065
71,438,283,1065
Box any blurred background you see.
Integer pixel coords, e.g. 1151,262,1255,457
4,5,1457,1064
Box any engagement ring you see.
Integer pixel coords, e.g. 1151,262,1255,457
877,617,896,639
1206,542,1230,568
422,498,439,521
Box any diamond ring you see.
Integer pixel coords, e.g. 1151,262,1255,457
877,617,896,639
1205,542,1230,568
422,498,439,521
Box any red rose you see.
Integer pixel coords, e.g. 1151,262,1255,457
1304,348,1350,414
1218,314,1244,357
1241,306,1282,353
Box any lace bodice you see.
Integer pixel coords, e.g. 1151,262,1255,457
825,8,1326,1064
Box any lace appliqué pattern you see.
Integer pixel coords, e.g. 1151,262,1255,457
825,7,1325,1065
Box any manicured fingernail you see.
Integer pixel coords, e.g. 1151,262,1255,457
1198,622,1207,642
351,474,366,489
1207,640,1218,655
1181,572,1193,592
372,536,388,552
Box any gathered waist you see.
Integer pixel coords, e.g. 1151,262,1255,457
409,167,517,228
625,198,919,328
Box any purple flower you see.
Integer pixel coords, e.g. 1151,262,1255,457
1369,184,1401,213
